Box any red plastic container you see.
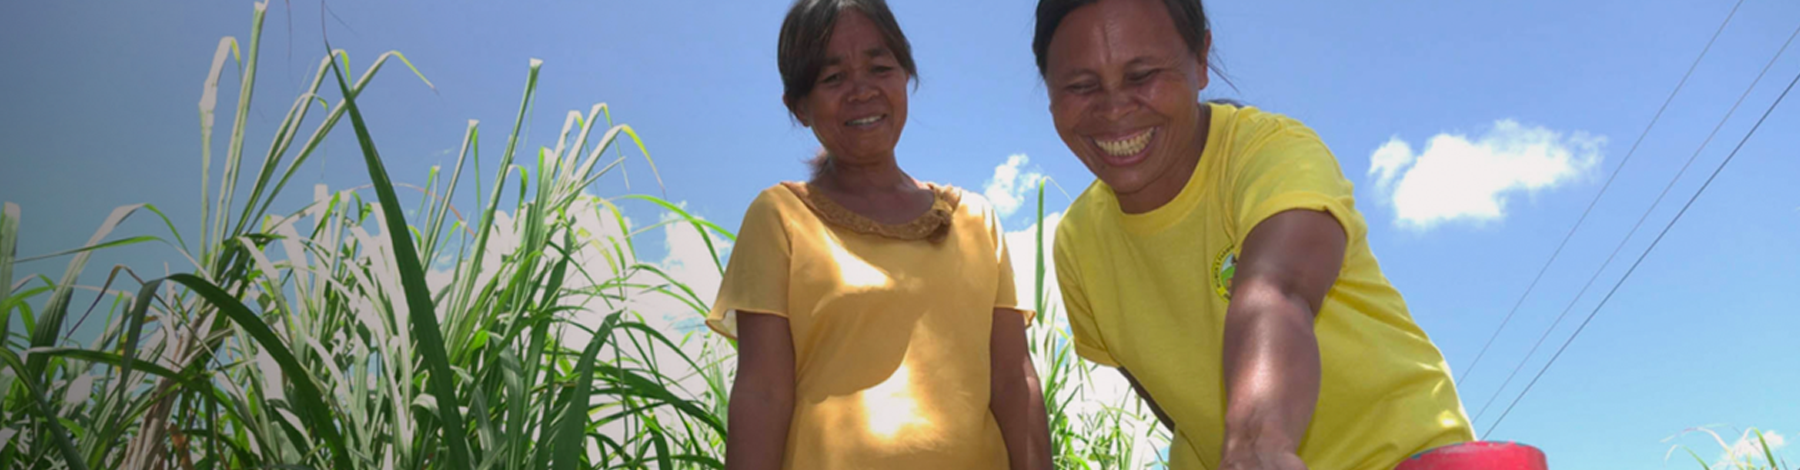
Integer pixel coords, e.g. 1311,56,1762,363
1394,441,1547,470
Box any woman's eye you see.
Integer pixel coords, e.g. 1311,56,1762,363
873,65,895,74
1067,82,1097,94
1128,70,1156,82
820,73,842,84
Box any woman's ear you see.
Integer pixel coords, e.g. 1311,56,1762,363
785,96,811,127
1194,30,1213,91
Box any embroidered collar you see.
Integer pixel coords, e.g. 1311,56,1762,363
782,181,960,242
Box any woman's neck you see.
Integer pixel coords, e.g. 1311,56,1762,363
813,153,919,195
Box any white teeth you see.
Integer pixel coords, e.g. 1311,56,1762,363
847,115,883,126
1095,128,1154,157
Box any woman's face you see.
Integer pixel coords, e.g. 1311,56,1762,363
1044,0,1209,209
789,10,910,166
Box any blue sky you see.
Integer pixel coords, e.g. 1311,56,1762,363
3,1,1799,468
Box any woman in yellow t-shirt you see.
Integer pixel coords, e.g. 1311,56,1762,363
1032,0,1476,469
706,1,1051,469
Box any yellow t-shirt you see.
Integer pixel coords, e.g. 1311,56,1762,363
1054,103,1474,470
708,183,1032,469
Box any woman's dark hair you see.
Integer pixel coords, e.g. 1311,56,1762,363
777,0,918,177
778,0,917,118
1031,0,1221,80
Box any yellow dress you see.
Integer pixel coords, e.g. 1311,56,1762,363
1055,103,1474,469
708,182,1032,469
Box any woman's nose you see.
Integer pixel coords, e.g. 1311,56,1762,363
1094,88,1135,122
848,75,880,102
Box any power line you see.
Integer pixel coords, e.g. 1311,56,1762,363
1473,21,1800,427
1455,0,1746,386
1484,51,1800,438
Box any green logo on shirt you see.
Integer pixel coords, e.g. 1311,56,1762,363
1213,247,1237,301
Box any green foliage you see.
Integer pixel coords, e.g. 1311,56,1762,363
1025,180,1170,470
0,3,726,469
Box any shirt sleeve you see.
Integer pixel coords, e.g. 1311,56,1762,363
705,189,792,339
1230,127,1365,247
1054,223,1119,368
989,203,1036,324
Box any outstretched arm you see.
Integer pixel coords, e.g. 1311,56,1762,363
1218,209,1345,470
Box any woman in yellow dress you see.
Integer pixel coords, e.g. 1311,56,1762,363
1033,0,1476,468
707,1,1051,469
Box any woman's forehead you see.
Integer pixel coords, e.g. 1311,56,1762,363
824,47,893,66
1047,1,1188,66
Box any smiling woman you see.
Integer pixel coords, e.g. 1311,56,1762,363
776,0,915,180
1033,0,1478,469
704,1,1052,469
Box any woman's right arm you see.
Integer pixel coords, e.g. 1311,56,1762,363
725,311,797,470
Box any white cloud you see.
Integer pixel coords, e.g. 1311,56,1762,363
1368,120,1605,230
148,185,733,459
1004,211,1063,315
652,209,730,310
556,198,730,353
485,196,732,447
416,194,731,388
984,154,1045,218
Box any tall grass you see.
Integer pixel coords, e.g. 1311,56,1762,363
0,2,1158,469
1667,427,1790,470
1,3,728,469
1024,180,1169,470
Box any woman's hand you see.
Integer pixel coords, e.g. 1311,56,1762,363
1219,447,1309,470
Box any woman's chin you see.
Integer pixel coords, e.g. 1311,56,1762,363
1087,157,1153,192
1099,172,1151,195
